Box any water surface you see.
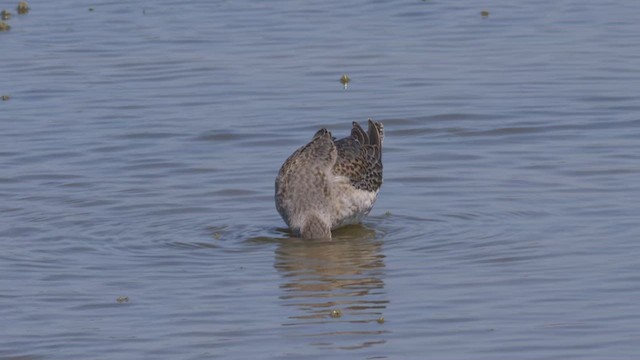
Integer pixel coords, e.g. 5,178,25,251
2,0,640,359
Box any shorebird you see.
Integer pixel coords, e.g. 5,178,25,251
275,120,383,239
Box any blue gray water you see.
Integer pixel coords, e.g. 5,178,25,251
2,0,640,359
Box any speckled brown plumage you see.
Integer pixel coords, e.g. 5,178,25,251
333,120,383,192
275,120,384,239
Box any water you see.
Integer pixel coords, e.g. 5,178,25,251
2,0,640,359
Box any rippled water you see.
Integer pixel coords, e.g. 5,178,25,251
2,0,640,359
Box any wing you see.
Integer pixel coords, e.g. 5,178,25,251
275,129,337,219
332,120,383,192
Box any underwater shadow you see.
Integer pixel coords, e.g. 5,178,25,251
273,224,390,350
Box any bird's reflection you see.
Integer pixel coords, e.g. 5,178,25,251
274,225,389,350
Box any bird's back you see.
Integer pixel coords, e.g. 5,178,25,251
275,120,384,239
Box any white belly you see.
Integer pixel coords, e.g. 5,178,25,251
330,177,378,229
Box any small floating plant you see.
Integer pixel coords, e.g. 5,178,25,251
340,74,350,89
17,1,29,15
1,9,11,20
0,21,10,31
480,10,490,18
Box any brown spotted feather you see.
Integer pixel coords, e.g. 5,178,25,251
275,120,384,239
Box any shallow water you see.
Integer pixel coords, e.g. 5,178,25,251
2,0,640,359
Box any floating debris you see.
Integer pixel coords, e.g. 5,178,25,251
16,1,29,15
480,10,490,18
116,296,129,304
384,211,392,216
330,309,342,318
376,316,385,324
1,9,11,20
0,21,10,31
1,95,10,101
213,232,221,240
88,7,94,12
340,74,351,89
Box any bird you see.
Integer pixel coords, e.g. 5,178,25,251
275,120,383,239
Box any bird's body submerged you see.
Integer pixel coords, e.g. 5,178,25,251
275,120,384,239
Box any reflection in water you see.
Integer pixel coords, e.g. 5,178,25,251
274,225,389,351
